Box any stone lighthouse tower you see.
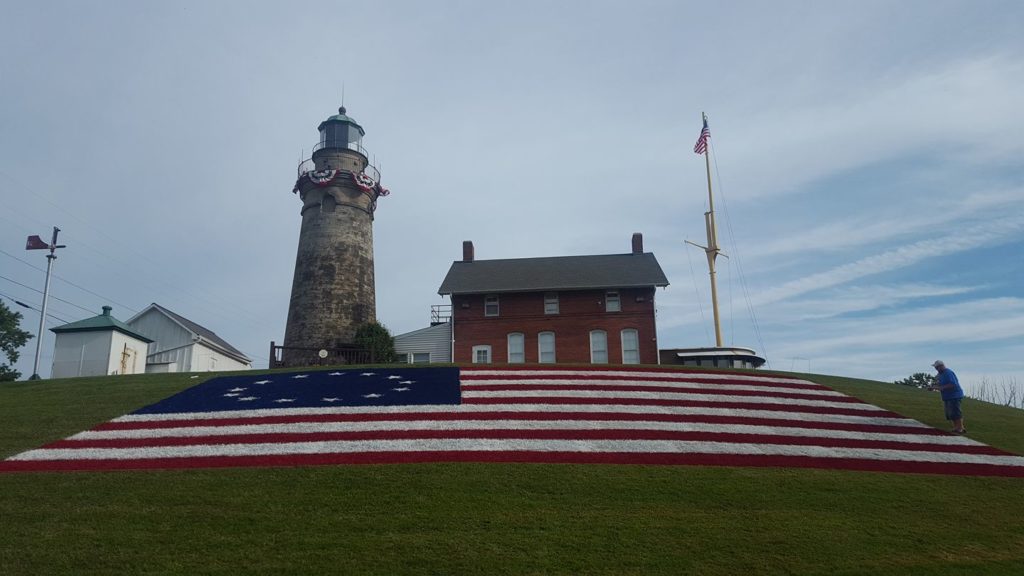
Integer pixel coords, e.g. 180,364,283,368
282,107,388,365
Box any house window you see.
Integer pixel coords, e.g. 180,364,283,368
472,345,492,364
590,330,608,364
621,329,639,364
605,291,621,312
484,295,499,317
507,333,525,363
398,352,430,364
538,332,556,364
544,292,559,314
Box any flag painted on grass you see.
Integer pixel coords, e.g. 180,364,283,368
3,366,1023,476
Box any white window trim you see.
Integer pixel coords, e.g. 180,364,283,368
544,292,559,315
507,332,525,364
590,330,608,364
484,295,499,317
472,345,492,364
538,331,556,364
606,290,621,312
621,329,639,364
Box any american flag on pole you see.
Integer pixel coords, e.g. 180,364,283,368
694,115,710,155
2,366,1022,476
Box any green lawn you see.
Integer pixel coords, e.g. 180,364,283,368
1,368,1022,575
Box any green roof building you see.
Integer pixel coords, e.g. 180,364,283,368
50,306,153,378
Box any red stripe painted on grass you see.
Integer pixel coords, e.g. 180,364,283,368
460,396,897,417
460,373,831,390
3,451,1023,477
461,365,818,382
94,411,922,434
461,384,860,402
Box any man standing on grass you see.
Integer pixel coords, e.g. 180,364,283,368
930,360,966,434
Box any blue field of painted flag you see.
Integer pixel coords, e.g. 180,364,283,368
134,367,462,414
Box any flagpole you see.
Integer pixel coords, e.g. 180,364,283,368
29,227,64,380
702,112,724,348
685,113,725,348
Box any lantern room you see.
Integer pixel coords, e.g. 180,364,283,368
316,106,365,154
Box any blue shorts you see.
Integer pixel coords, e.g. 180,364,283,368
944,398,963,421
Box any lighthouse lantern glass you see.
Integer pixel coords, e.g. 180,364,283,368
320,123,363,151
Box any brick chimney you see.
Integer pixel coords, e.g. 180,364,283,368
631,233,643,254
463,240,475,262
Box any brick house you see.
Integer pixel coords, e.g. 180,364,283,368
438,234,669,365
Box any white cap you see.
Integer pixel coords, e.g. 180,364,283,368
932,360,945,368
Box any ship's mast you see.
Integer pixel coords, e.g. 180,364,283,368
686,112,725,347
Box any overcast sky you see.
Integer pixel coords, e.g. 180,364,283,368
2,1,1022,389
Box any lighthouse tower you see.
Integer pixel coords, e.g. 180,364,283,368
282,107,387,365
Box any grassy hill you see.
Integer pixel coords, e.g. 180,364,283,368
1,368,1023,575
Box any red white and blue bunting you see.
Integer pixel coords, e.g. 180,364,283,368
307,169,338,184
353,172,376,192
293,169,390,197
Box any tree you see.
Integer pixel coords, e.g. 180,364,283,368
894,372,936,390
354,321,396,363
1,300,33,382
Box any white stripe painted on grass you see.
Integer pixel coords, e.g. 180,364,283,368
113,404,924,427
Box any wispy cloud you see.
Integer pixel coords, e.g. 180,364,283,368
748,212,1024,307
738,185,1024,260
762,296,1024,380
712,55,1024,204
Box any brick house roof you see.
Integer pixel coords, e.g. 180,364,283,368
438,252,669,295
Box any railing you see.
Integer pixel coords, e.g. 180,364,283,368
269,341,376,368
431,304,452,325
296,158,382,184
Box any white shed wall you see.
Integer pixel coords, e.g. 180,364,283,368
191,343,251,372
145,362,177,374
394,324,452,363
106,332,149,375
147,344,192,370
128,309,193,356
51,331,113,378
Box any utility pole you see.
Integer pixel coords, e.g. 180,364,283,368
25,227,66,380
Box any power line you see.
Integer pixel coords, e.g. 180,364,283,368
0,290,71,325
0,248,140,315
683,239,711,344
0,273,102,316
0,179,275,348
708,138,770,368
0,171,277,332
3,169,277,367
2,249,269,364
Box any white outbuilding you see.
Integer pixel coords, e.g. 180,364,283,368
126,303,252,373
50,306,154,378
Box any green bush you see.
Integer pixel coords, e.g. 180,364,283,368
894,372,936,389
354,321,396,363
